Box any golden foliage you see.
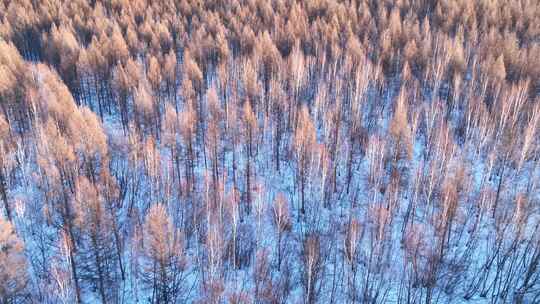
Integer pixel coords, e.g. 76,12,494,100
0,218,28,301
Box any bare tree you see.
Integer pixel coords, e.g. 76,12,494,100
272,193,290,270
302,234,323,304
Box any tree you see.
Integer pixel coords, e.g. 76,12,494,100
270,78,287,172
0,218,29,303
147,55,162,111
344,218,361,302
0,40,30,130
287,41,305,120
109,24,129,63
255,31,281,109
242,60,262,107
272,193,290,270
43,25,81,98
179,101,197,194
253,248,275,303
134,81,156,136
518,102,540,171
82,37,108,118
491,54,507,83
141,204,187,304
162,103,182,192
182,50,204,125
112,60,139,130
0,114,13,221
206,86,223,189
302,234,322,304
294,105,316,214
241,100,258,215
73,176,119,304
388,89,413,188
226,189,240,269
163,50,178,106
31,64,97,304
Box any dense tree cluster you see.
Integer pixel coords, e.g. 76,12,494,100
0,0,539,303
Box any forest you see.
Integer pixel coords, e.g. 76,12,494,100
0,0,539,303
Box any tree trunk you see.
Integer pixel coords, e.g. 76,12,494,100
0,168,11,222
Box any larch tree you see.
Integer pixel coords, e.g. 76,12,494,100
141,204,187,304
32,64,91,304
0,218,29,303
179,100,197,194
134,81,156,137
491,54,507,84
74,107,108,183
226,99,240,193
241,100,258,215
43,24,81,99
294,105,316,214
242,59,262,109
206,86,223,189
109,24,130,64
162,103,182,192
256,31,282,112
388,89,413,183
0,114,13,221
0,40,29,131
269,77,287,172
147,55,163,125
163,50,178,106
112,61,137,130
182,50,204,126
84,37,108,118
73,176,119,304
288,41,306,104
